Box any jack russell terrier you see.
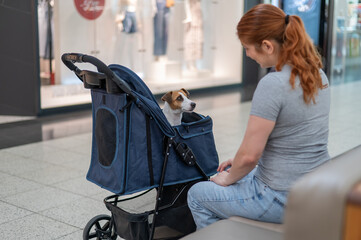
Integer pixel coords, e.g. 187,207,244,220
161,88,196,126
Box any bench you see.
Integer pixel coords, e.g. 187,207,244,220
182,145,361,240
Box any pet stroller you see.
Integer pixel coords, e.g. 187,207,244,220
62,53,219,240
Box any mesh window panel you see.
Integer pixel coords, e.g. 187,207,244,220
95,108,117,166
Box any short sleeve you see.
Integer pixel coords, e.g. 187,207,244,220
250,75,284,122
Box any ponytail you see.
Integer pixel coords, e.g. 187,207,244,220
237,4,323,104
277,15,323,104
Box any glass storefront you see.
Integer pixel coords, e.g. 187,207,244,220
38,0,243,109
330,0,361,85
267,0,361,86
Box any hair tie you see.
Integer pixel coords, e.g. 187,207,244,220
285,15,290,25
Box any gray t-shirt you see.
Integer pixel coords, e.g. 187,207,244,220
251,65,330,191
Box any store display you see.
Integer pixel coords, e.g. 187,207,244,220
358,3,361,29
115,0,138,33
38,0,54,59
74,0,105,20
331,0,361,83
38,0,55,85
283,0,321,45
349,32,360,57
153,0,171,58
183,0,203,71
39,0,242,109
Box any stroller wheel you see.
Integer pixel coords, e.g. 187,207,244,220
83,214,117,240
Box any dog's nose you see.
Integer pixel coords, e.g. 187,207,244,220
191,102,196,109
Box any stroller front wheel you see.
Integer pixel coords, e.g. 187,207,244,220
83,214,117,240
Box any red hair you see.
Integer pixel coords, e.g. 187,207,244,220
237,4,323,104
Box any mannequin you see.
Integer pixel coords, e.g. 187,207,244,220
38,0,55,84
115,0,138,33
153,0,173,61
114,0,140,71
183,0,203,71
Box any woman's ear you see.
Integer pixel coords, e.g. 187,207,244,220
261,40,274,54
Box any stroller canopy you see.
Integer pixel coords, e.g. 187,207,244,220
109,64,175,138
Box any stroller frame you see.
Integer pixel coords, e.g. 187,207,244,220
103,136,204,240
62,53,215,240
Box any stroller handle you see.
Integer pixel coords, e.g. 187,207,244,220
61,53,135,98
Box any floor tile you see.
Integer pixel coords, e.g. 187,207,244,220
89,190,115,203
55,230,83,240
42,134,91,151
53,176,108,197
3,142,55,159
0,172,44,198
0,151,54,175
0,201,33,224
3,186,82,212
54,158,90,174
66,142,92,156
0,213,78,240
27,148,88,165
19,164,83,185
40,197,109,229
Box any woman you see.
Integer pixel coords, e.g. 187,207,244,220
187,4,330,229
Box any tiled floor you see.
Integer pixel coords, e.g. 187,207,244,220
1,81,361,239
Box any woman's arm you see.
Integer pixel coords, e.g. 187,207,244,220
211,115,275,186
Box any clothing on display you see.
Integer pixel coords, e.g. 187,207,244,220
38,0,54,60
119,0,137,9
114,0,142,72
153,0,170,56
122,11,138,33
38,0,55,85
183,0,203,62
116,0,138,33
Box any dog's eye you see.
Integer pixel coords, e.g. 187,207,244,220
176,96,183,101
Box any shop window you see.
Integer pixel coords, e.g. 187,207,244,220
38,0,243,109
330,0,361,84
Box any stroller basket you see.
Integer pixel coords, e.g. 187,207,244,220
105,181,199,240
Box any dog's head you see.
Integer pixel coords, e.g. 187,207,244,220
161,88,196,113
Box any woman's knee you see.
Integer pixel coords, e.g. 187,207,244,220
187,181,212,206
187,182,203,203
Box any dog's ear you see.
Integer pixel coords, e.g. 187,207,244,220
161,91,173,103
181,88,190,98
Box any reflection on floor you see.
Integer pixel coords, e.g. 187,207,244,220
0,115,35,125
0,111,92,150
0,81,361,239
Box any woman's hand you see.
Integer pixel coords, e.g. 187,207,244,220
210,171,231,186
217,158,233,172
210,159,233,187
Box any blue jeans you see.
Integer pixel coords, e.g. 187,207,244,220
122,11,137,34
153,0,170,56
187,168,288,229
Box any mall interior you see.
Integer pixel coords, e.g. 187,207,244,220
0,0,361,239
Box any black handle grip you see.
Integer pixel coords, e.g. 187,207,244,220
61,53,83,74
61,53,135,97
62,53,84,63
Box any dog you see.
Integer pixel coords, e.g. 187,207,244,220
161,88,196,126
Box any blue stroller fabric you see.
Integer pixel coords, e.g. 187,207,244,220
86,64,219,195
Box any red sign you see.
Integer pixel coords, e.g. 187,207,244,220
74,0,105,20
